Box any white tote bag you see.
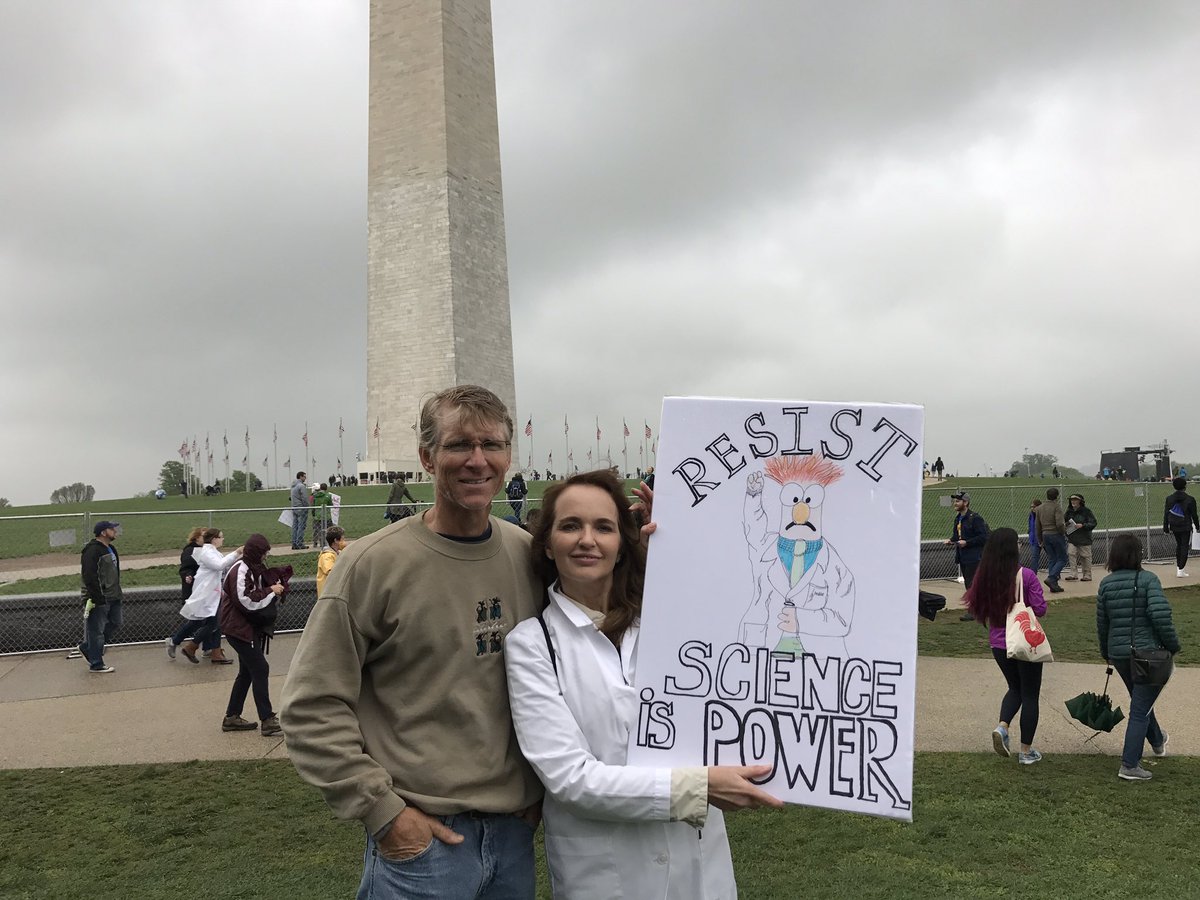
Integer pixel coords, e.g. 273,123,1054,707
1006,571,1053,663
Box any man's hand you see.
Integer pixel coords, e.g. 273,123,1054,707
377,806,464,862
185,576,193,584
957,540,967,548
707,765,785,811
270,583,285,596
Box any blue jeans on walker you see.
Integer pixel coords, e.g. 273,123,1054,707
1113,658,1166,768
358,813,535,900
171,616,221,651
83,599,122,669
1042,533,1067,583
291,507,309,548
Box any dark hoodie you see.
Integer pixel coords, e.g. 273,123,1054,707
1065,495,1097,546
1164,489,1199,533
219,534,292,643
80,538,121,606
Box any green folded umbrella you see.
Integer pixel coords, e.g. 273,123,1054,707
1065,668,1125,733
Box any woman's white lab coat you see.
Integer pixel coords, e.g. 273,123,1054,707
178,544,240,620
505,585,736,900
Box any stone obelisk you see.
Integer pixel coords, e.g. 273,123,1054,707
363,0,517,482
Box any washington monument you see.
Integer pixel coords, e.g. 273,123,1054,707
362,0,517,482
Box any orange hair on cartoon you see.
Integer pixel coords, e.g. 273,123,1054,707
764,455,844,487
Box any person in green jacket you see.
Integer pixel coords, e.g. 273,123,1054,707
310,484,334,549
1096,534,1181,782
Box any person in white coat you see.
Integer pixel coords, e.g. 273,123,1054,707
505,470,781,900
167,527,241,664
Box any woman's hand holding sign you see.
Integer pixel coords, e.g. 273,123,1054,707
707,765,785,811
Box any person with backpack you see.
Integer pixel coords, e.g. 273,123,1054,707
1163,476,1199,577
506,471,529,522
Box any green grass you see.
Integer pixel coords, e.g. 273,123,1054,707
919,585,1200,665
2,755,1197,898
0,475,1181,563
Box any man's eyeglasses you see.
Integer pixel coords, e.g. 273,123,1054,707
439,440,511,456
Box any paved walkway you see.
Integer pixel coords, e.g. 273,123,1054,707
1,576,1195,770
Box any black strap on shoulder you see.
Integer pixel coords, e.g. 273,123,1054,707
537,613,558,676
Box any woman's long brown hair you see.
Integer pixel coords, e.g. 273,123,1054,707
531,470,645,644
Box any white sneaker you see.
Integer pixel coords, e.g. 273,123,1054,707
1178,569,1189,577
165,637,176,659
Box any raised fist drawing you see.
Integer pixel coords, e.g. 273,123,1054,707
747,471,763,497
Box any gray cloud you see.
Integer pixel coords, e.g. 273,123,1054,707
2,1,1198,505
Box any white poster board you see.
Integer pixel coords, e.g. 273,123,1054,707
627,397,923,821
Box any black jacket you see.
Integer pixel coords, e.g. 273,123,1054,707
951,510,989,564
1163,490,1199,533
80,539,122,606
1066,503,1097,546
179,542,200,600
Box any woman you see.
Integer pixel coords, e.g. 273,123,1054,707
219,533,286,736
168,527,239,664
505,470,780,900
964,527,1047,765
1097,534,1180,781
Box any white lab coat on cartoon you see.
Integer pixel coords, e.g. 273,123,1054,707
739,468,855,658
505,584,735,900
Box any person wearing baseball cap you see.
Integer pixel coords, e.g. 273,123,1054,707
945,490,990,620
78,521,123,673
1064,494,1097,582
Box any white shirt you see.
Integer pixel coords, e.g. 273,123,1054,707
505,584,736,900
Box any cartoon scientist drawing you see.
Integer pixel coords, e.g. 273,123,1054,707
738,454,855,659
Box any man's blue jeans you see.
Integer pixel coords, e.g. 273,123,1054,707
357,813,535,900
83,599,122,669
1042,533,1068,583
291,508,309,548
1028,544,1041,572
1113,659,1166,767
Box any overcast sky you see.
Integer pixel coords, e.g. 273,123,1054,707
2,1,1198,506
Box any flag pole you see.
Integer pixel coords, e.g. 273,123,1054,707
595,417,600,472
273,424,278,490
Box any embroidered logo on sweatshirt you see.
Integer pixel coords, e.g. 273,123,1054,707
474,596,507,656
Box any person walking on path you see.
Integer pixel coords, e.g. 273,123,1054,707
78,521,123,673
1097,534,1180,781
1034,487,1068,592
179,526,202,602
1064,493,1097,582
964,527,1048,765
505,471,528,523
933,456,945,481
1027,499,1042,572
290,472,309,549
281,385,543,900
219,533,286,735
1163,476,1199,577
168,527,241,665
945,490,989,620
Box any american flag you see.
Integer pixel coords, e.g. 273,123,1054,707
312,457,317,467
337,458,342,472
244,427,249,446
263,456,268,467
373,419,380,439
284,457,291,468
564,415,569,435
205,436,209,452
241,454,247,466
223,432,228,448
191,439,197,455
207,452,213,465
339,418,344,438
623,420,630,438
178,441,188,460
587,449,593,462
595,418,601,441
568,450,573,462
302,430,308,447
524,418,532,437
645,423,652,439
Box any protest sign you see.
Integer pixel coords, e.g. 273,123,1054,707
627,397,923,821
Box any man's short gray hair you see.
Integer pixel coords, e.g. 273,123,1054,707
418,385,513,453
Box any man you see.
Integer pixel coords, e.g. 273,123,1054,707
1063,493,1097,582
290,471,309,549
79,521,123,673
505,471,528,522
1164,475,1200,577
944,490,988,620
933,456,945,481
1034,487,1068,592
281,386,543,899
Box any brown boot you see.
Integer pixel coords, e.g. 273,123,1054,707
209,647,233,665
180,640,200,664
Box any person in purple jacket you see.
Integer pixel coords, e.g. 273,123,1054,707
964,528,1048,765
